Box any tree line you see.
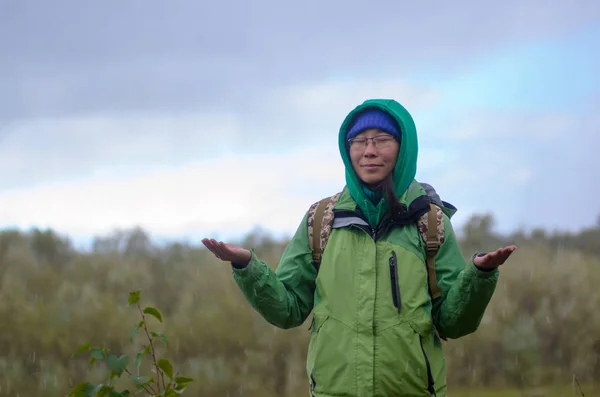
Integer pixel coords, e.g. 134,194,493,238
0,212,598,396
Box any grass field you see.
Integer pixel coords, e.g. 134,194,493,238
450,384,598,397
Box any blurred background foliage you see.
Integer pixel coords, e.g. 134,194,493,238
0,213,599,396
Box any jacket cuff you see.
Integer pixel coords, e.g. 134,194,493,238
469,253,499,278
231,249,262,279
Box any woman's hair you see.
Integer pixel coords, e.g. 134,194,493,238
374,173,404,219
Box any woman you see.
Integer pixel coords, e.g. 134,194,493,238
202,98,516,397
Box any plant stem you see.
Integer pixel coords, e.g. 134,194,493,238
160,365,166,392
573,374,585,397
137,302,163,392
125,368,156,395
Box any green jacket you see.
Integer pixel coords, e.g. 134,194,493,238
232,99,499,396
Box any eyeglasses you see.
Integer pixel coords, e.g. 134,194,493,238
347,135,396,150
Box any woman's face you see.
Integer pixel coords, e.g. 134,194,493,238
348,129,400,188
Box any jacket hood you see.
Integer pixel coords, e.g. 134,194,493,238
338,99,419,227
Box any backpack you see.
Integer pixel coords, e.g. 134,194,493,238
307,187,446,300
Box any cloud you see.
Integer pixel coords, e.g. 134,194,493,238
271,80,440,117
1,77,439,189
0,141,465,242
0,146,344,240
2,0,598,119
2,72,598,237
1,112,240,189
1,0,599,238
425,109,575,143
242,78,442,150
416,145,534,220
412,98,600,234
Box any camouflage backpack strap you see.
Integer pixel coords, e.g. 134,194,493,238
307,192,342,270
417,203,445,300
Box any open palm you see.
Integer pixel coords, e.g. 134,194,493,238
473,245,517,270
202,238,251,266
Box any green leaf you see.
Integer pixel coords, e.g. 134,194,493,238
128,290,141,305
129,320,144,342
67,382,97,397
89,347,108,365
165,390,179,397
174,376,194,392
174,376,194,386
94,384,114,397
150,331,168,346
134,345,150,369
91,348,107,360
73,342,91,357
107,354,129,378
157,358,174,379
128,375,153,390
112,390,130,397
143,306,163,323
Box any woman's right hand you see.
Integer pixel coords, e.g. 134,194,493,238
201,238,252,267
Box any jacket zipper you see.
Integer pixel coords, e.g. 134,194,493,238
309,364,316,395
389,251,401,313
419,336,436,396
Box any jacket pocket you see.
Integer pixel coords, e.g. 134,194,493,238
376,321,440,396
419,335,437,396
306,315,355,396
306,314,329,395
389,251,401,312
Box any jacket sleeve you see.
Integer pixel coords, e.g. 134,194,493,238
431,214,499,339
231,212,317,329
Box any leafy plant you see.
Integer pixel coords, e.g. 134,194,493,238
68,290,194,396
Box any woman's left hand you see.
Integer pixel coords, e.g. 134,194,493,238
473,245,517,270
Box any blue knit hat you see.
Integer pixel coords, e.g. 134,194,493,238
346,109,401,141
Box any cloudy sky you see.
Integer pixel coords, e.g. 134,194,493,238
1,0,599,247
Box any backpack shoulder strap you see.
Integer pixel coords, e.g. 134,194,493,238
417,203,445,300
307,192,342,270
